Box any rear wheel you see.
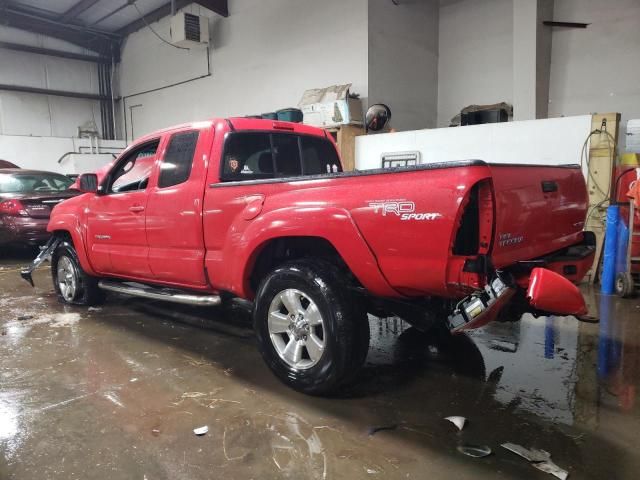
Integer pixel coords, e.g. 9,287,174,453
253,259,370,395
51,240,104,306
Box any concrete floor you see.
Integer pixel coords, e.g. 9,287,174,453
1,250,640,479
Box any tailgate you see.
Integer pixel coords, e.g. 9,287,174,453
489,164,587,268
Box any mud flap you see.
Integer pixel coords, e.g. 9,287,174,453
20,237,60,287
526,267,588,316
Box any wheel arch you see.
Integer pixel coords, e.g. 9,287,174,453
211,206,398,300
48,214,96,276
246,236,351,294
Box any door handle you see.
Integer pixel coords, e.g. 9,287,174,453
129,205,145,213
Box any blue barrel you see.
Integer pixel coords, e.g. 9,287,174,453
601,206,620,294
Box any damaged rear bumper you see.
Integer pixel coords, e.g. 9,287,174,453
447,267,590,332
448,234,595,332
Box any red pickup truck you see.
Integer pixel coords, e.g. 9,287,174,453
23,118,594,394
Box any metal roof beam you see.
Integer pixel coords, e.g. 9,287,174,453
2,7,121,58
0,41,110,63
0,83,109,101
60,0,102,22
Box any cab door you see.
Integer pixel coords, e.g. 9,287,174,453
85,139,161,278
145,126,213,287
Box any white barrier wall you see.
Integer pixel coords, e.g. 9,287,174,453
355,115,593,177
0,134,125,174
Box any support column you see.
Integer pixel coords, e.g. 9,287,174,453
512,0,554,120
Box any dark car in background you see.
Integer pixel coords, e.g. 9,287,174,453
0,160,20,169
0,169,77,247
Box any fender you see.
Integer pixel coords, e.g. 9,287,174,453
47,213,97,276
208,206,399,299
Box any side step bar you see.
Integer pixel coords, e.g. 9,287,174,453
98,280,222,306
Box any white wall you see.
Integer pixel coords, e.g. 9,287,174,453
118,0,368,141
437,0,640,138
0,26,104,138
437,0,514,127
356,114,593,173
0,135,124,174
548,0,640,142
368,0,439,130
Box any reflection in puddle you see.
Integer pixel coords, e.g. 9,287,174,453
470,315,580,424
2,268,640,479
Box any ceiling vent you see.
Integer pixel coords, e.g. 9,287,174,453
170,12,209,47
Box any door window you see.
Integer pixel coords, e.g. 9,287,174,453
158,131,199,188
107,140,159,193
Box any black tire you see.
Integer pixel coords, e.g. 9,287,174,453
51,240,104,306
253,259,370,395
615,272,635,298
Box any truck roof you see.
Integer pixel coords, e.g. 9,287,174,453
132,117,327,147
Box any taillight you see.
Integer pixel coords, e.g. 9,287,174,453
0,199,28,216
452,180,494,255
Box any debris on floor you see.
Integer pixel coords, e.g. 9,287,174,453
444,416,466,431
501,442,569,479
367,424,398,436
456,444,492,458
193,425,209,436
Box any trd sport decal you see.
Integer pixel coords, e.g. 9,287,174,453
368,201,442,221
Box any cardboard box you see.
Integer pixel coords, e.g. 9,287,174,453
298,84,363,128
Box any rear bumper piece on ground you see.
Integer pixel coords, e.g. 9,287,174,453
20,236,60,287
526,267,587,316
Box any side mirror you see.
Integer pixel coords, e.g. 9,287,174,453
78,173,98,193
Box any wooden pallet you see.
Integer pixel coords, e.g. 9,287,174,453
323,124,365,171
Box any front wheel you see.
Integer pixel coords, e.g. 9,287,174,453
51,240,104,306
253,259,370,395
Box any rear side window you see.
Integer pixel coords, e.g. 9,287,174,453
221,132,341,182
301,136,341,174
158,131,199,188
273,134,302,176
222,133,272,180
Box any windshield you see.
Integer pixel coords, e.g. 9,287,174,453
0,172,73,193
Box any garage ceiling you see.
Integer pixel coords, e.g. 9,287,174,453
0,0,228,57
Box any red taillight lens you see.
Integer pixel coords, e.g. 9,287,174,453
452,180,495,255
0,199,28,216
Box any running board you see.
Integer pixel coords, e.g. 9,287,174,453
98,280,222,306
